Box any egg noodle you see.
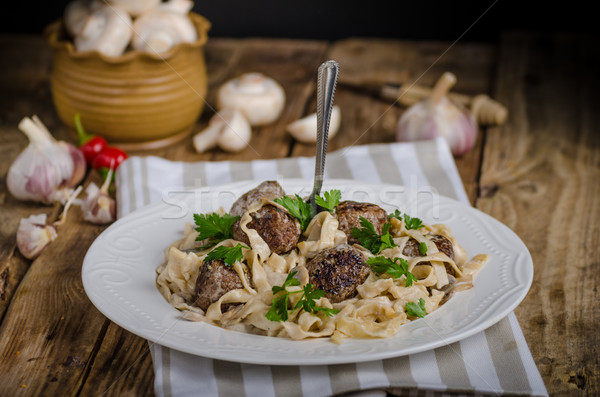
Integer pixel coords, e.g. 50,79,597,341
156,199,489,344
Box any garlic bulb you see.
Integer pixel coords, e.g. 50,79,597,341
193,109,252,153
16,214,58,260
131,0,196,54
217,73,286,126
82,167,116,224
72,2,133,57
396,72,478,156
7,116,85,204
286,106,341,143
107,0,160,17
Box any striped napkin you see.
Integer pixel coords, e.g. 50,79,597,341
115,137,548,397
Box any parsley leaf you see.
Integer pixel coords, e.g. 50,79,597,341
351,217,397,254
405,298,427,318
403,213,424,230
194,213,239,247
389,210,425,231
389,209,402,221
204,244,248,266
315,189,341,212
274,194,316,232
266,271,340,322
419,242,428,255
367,256,418,286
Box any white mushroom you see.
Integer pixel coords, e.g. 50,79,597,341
131,0,196,54
217,73,286,126
64,0,96,37
286,106,341,143
107,0,161,17
73,3,133,57
193,109,251,153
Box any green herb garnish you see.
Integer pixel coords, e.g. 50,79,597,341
367,256,418,286
274,194,316,231
403,213,424,230
204,244,248,266
351,217,397,254
418,242,428,255
194,213,239,247
405,298,427,318
266,271,340,322
389,209,403,221
315,189,341,212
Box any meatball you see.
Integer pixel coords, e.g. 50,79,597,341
194,259,245,311
305,244,370,303
402,235,454,260
230,181,285,217
233,204,301,254
335,201,388,244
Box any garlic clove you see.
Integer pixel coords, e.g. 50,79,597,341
131,2,197,54
74,3,133,57
193,109,252,153
286,106,341,143
396,72,478,156
82,167,116,225
17,214,58,260
217,73,286,126
61,142,86,188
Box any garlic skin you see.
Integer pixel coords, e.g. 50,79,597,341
193,109,251,153
107,0,161,17
7,116,83,204
131,0,196,54
396,72,478,156
73,2,133,57
286,106,341,143
217,73,286,126
17,214,58,260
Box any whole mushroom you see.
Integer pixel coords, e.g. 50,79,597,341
193,109,252,153
131,0,197,53
286,105,341,143
217,73,286,126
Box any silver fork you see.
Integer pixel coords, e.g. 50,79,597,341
308,60,340,212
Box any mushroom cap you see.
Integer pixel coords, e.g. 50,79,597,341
131,6,197,53
286,105,341,143
217,73,286,126
107,0,161,17
74,3,133,57
193,109,251,153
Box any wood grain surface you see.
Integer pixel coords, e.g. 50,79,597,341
0,32,597,396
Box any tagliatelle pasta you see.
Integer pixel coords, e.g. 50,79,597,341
156,196,489,343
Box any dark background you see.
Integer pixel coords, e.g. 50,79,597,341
1,1,596,41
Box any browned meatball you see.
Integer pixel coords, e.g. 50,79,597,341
305,244,370,303
335,201,388,244
230,181,285,217
402,235,454,260
233,204,301,254
194,259,245,311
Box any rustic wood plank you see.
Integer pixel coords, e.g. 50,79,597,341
291,38,495,204
78,324,154,396
478,32,600,395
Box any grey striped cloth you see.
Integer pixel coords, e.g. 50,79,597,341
115,137,547,397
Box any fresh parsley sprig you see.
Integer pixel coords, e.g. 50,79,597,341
367,256,418,286
274,194,316,232
405,298,426,318
315,189,341,212
266,271,340,322
389,210,425,230
194,213,239,247
351,217,397,254
204,244,248,266
418,242,428,255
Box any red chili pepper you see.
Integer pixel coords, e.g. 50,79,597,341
74,113,107,166
92,146,128,171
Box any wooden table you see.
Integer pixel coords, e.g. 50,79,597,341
0,32,598,396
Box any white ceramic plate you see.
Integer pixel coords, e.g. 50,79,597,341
82,179,533,366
